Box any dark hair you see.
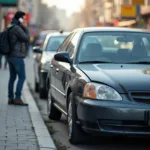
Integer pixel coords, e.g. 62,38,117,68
14,11,25,20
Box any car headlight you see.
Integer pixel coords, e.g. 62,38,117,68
83,83,122,101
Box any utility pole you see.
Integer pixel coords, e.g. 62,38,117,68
103,0,105,26
136,5,141,28
99,0,105,26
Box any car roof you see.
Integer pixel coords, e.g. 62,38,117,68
47,32,70,38
73,27,150,33
40,30,58,35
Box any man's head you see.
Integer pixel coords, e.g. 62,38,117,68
13,11,27,27
14,11,25,20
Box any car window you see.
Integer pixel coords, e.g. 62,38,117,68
58,33,74,52
66,32,81,57
142,37,150,55
78,31,150,63
45,36,67,51
81,36,99,49
39,33,48,41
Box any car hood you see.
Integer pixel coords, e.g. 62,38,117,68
41,51,56,63
78,64,150,93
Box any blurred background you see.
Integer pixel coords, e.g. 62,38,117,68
0,0,150,39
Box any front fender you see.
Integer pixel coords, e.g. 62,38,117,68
65,77,88,99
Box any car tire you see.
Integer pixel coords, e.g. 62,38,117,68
39,72,48,99
67,93,84,144
39,88,47,99
34,79,39,93
47,88,62,120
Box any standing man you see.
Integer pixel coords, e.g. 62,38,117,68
7,11,29,106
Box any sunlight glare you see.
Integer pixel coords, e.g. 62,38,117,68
42,0,84,16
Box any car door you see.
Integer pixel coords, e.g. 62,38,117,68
34,46,43,84
50,33,74,101
35,33,48,71
55,32,81,110
37,36,49,84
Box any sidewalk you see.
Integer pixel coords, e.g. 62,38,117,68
0,68,39,150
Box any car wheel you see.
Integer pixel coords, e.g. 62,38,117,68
47,88,62,120
39,72,48,99
67,93,84,144
34,79,39,93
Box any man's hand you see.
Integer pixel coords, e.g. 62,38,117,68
22,21,27,27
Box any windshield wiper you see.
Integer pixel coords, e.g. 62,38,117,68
79,61,112,64
126,61,150,64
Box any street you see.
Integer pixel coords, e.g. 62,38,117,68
25,53,150,150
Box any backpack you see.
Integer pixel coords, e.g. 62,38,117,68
0,26,14,55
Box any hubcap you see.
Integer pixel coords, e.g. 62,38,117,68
68,101,72,138
47,89,52,115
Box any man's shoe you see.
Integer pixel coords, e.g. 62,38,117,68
13,99,28,106
8,100,14,105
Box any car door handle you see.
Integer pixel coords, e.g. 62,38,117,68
56,68,59,72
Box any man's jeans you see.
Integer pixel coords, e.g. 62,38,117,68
8,58,26,100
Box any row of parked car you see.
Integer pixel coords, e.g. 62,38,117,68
33,27,150,144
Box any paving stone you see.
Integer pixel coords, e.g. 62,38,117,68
0,141,6,145
4,143,18,147
0,147,5,150
28,138,37,142
28,147,39,150
6,147,27,150
6,139,18,142
18,143,32,148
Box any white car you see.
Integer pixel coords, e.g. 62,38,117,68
33,31,70,98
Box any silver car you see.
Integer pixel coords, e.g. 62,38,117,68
33,32,70,98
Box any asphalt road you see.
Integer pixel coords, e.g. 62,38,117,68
25,54,150,150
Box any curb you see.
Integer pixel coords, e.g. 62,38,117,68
23,81,57,150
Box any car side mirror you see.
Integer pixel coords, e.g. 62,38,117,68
54,52,72,64
33,46,42,54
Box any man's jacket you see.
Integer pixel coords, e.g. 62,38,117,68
8,18,29,58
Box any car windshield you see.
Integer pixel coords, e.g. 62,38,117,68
78,31,150,64
39,33,48,41
46,36,67,51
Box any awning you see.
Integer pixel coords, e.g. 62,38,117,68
117,20,136,27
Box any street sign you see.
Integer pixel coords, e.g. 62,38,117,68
131,0,144,5
0,0,18,6
121,5,136,18
6,12,15,22
25,13,30,23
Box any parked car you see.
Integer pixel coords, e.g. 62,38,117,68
47,27,150,144
33,31,70,98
